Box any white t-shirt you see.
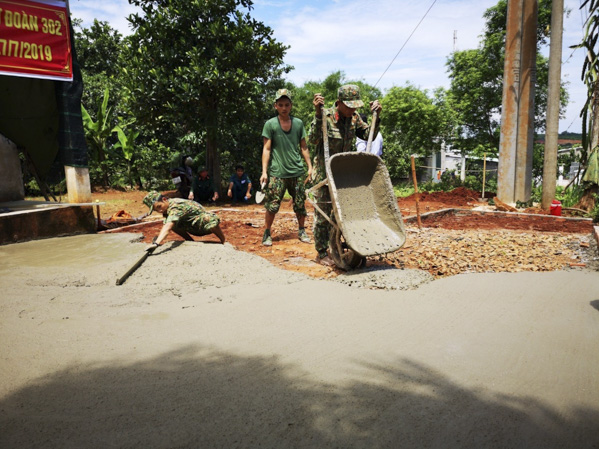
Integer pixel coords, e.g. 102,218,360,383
356,133,383,156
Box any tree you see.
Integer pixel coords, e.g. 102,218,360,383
290,71,383,129
446,48,503,154
73,19,125,114
74,19,123,77
381,84,454,181
122,0,290,192
73,19,133,189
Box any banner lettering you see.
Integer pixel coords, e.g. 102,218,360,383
0,0,72,81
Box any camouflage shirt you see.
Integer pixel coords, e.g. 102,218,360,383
308,105,380,157
164,198,217,231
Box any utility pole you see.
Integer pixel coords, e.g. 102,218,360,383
497,0,539,204
541,0,564,209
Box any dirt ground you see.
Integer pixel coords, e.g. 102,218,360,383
92,187,597,279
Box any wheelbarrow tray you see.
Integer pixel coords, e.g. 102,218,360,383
327,152,406,257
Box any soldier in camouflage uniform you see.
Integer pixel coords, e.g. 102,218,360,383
143,191,225,248
309,84,382,265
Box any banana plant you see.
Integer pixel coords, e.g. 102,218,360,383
81,87,114,187
570,0,599,210
112,123,140,188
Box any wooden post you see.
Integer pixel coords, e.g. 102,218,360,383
482,153,487,200
411,155,422,229
95,200,102,230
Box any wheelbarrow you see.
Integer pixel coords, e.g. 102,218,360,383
307,111,406,270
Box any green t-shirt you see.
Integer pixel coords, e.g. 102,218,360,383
262,116,307,178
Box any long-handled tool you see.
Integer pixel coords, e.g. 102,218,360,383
116,238,157,286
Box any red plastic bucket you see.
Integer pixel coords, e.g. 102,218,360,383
550,200,562,216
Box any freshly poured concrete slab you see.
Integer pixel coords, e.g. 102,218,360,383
0,233,598,448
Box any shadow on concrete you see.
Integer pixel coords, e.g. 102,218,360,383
591,299,599,312
1,346,597,448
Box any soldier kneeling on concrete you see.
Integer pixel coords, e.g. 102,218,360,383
143,191,226,249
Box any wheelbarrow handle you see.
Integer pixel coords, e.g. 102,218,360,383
321,104,330,163
366,110,378,154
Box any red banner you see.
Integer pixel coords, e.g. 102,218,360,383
0,0,72,81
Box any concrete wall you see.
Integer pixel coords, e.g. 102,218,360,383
0,134,24,202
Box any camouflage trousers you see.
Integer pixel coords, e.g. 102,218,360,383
175,212,220,236
264,175,307,216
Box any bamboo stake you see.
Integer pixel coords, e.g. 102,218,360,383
411,155,422,229
482,153,487,200
95,200,102,230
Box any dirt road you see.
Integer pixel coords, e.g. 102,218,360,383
94,188,596,279
1,234,598,448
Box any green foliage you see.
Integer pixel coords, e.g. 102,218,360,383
122,0,290,190
74,19,123,76
112,123,141,188
381,84,454,180
590,195,599,222
393,183,415,198
285,71,383,144
573,0,599,153
73,19,126,128
81,88,116,187
446,48,503,154
530,183,584,207
23,178,41,197
72,1,290,191
556,184,584,208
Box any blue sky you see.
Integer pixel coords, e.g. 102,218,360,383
68,0,590,134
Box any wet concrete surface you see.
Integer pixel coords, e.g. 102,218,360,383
1,234,598,448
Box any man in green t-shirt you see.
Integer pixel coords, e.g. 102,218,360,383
260,89,313,246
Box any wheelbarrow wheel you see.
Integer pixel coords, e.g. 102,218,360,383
329,226,366,271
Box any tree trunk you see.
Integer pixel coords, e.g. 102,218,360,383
206,137,221,196
97,148,110,188
205,101,222,195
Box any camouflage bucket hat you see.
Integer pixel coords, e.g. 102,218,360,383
338,84,364,108
143,191,163,214
275,88,292,102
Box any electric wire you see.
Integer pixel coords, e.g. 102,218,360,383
373,0,438,88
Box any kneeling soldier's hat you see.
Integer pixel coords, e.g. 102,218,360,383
143,191,163,214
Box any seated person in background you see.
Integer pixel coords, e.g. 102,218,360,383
189,167,218,203
143,191,225,246
227,165,252,203
355,114,383,157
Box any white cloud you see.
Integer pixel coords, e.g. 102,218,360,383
265,0,497,90
68,0,591,133
69,0,141,35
